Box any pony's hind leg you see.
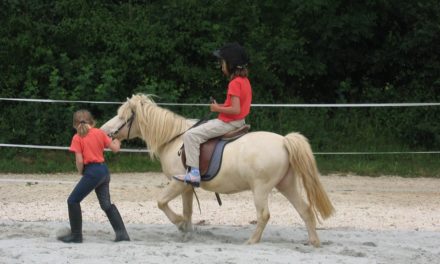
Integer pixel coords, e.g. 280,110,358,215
246,186,271,245
276,171,320,247
157,181,194,232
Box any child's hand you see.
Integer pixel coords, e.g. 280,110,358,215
113,138,121,147
109,138,121,153
210,102,219,112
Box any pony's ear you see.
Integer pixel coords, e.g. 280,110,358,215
128,99,135,109
126,97,131,108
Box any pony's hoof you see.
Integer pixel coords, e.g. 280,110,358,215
244,239,258,245
308,239,321,248
177,222,193,233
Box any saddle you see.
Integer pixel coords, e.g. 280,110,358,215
180,124,250,180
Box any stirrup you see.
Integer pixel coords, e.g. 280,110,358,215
173,174,200,187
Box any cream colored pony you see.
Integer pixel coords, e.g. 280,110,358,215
101,94,335,247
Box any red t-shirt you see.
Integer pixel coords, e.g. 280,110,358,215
218,77,252,122
69,128,112,164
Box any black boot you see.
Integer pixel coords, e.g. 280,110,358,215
105,204,130,242
58,203,83,243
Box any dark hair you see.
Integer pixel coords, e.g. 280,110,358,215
230,67,249,80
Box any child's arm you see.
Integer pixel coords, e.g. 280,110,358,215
210,96,241,115
108,138,121,153
75,153,84,175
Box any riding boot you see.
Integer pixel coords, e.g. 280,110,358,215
105,204,130,242
58,203,83,243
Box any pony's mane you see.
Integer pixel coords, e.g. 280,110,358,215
118,94,190,159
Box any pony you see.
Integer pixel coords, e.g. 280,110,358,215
101,93,335,247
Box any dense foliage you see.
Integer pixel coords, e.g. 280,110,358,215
1,0,439,154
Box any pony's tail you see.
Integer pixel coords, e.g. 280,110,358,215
283,132,335,220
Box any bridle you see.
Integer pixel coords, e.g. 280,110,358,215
109,110,135,140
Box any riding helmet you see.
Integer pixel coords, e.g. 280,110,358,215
213,42,249,71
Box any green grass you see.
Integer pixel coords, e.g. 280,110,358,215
317,154,440,178
0,149,162,174
0,149,438,178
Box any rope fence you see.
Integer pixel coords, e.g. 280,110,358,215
1,143,440,155
1,97,439,155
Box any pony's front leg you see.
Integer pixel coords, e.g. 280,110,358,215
179,186,194,232
157,181,193,232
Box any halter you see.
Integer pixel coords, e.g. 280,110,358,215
109,110,135,140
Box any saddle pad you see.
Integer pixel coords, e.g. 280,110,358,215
179,137,239,181
179,126,249,181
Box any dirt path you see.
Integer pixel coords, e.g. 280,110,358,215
1,172,439,264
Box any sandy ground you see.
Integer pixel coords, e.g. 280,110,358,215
0,172,439,264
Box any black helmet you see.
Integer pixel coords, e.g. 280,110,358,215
213,42,249,71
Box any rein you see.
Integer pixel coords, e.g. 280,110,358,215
162,112,212,146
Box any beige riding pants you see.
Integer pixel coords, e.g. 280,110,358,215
183,118,245,168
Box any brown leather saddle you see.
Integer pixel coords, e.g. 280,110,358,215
180,124,250,180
